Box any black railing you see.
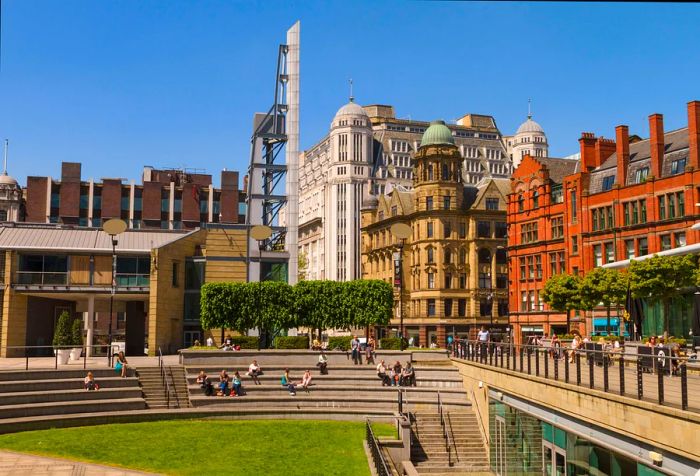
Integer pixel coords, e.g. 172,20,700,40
5,344,121,371
366,419,392,476
158,347,178,409
437,391,454,467
451,340,697,412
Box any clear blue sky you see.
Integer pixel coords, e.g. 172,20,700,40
1,1,699,187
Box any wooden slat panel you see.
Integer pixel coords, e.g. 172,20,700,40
69,255,90,285
93,256,112,285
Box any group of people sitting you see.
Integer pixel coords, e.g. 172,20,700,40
376,360,415,387
281,368,313,396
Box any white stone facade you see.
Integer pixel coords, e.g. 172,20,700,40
504,115,549,170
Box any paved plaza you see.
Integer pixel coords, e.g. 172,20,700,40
0,450,154,475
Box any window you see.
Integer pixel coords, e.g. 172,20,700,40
677,191,685,217
631,201,639,224
518,194,524,212
477,221,491,238
570,190,577,220
535,255,542,279
478,248,491,264
458,299,466,317
634,167,649,183
527,256,534,279
625,240,635,259
594,244,603,267
550,216,564,239
480,300,493,317
549,253,558,276
391,206,398,217
607,206,614,228
638,237,648,256
427,273,435,289
532,189,540,208
443,196,451,210
669,194,676,218
640,199,647,223
427,299,436,316
521,222,538,243
658,196,666,220
427,165,434,181
572,236,579,254
519,258,526,280
479,272,491,289
444,222,451,239
521,292,528,312
459,249,466,264
605,242,615,263
671,157,687,175
459,273,466,288
495,249,507,264
623,203,630,225
496,273,508,288
426,196,433,211
172,262,179,287
495,222,507,238
0,210,6,221
592,209,599,231
551,184,563,204
498,301,509,317
660,235,671,251
675,232,686,248
459,222,466,239
444,273,452,289
427,248,434,263
558,252,565,274
444,249,451,264
427,222,433,238
444,299,453,317
601,175,615,191
486,198,499,210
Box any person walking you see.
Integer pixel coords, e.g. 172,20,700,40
351,335,361,365
366,337,376,365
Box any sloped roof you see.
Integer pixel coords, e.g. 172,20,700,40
537,157,580,183
0,224,195,253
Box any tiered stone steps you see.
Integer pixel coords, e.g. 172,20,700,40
136,366,190,409
0,369,145,419
410,411,491,474
184,365,470,413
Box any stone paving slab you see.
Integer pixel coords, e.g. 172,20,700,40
0,450,157,475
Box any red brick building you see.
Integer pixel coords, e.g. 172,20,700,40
508,101,700,343
25,163,245,229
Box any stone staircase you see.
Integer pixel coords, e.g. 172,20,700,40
136,365,189,409
410,411,491,474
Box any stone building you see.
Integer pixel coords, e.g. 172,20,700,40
503,111,550,170
361,121,509,347
299,100,511,282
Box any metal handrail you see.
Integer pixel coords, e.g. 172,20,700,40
437,391,453,467
157,347,177,409
5,344,121,370
166,366,181,408
366,419,392,476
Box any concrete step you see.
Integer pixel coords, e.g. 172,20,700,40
0,398,146,419
190,395,471,411
0,388,143,406
0,377,140,393
0,369,136,381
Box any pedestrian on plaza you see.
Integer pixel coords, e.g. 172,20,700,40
366,337,376,365
351,335,362,365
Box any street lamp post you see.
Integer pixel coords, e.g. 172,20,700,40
103,219,127,367
390,223,412,351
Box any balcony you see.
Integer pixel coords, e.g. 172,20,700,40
116,273,150,287
16,272,68,285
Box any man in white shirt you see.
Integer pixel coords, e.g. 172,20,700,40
247,360,262,385
477,326,490,343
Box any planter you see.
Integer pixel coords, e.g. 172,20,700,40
70,347,82,361
56,349,71,365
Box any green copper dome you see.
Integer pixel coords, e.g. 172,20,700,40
420,120,455,147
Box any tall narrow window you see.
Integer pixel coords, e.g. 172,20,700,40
658,196,666,220
426,196,433,211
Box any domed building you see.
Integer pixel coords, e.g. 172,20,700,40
505,109,549,170
361,121,510,347
0,141,22,222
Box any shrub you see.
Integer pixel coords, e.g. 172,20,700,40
230,336,259,349
328,336,353,351
379,337,407,350
273,336,309,349
71,318,83,346
53,311,73,347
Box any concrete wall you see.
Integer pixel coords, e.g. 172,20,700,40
452,358,700,467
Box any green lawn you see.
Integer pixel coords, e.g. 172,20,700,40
0,419,395,476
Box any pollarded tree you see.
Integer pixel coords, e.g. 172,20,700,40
629,254,698,339
200,282,255,334
579,267,629,336
540,273,583,333
249,281,295,336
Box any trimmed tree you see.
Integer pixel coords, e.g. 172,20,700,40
540,273,583,333
629,254,697,339
579,267,629,336
53,311,73,348
200,282,255,334
71,318,84,347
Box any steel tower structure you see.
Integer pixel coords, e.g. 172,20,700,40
245,21,299,284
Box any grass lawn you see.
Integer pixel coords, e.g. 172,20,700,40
0,419,396,476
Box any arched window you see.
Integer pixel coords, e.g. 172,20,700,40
532,189,540,208
427,247,434,263
496,248,507,264
444,249,451,264
427,164,434,181
478,248,491,264
518,194,524,212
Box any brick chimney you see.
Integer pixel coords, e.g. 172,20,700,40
579,132,597,171
615,126,630,186
594,137,616,168
688,100,700,170
649,114,664,178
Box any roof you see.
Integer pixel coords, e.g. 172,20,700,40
420,120,455,147
536,157,580,183
516,117,545,135
589,127,689,193
334,100,368,119
0,224,195,253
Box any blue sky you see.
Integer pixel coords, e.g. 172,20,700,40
1,1,699,187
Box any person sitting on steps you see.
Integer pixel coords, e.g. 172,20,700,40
197,370,214,396
247,360,262,385
231,371,243,396
391,361,402,387
376,360,390,386
84,371,99,391
401,361,416,387
281,368,296,396
114,351,128,378
297,369,313,392
317,351,329,375
218,369,230,396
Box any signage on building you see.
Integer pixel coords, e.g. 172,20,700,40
393,251,402,288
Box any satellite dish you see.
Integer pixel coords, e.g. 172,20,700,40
250,225,273,241
103,218,127,236
390,222,412,239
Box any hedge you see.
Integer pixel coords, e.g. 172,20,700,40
273,336,309,349
379,337,407,350
229,336,259,349
328,336,353,351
